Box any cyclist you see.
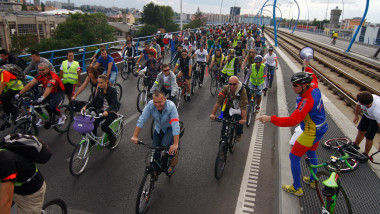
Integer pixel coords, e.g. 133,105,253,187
219,33,229,55
0,148,46,213
331,31,338,45
221,49,239,83
23,50,55,75
81,75,121,147
72,65,103,100
206,35,215,53
256,71,328,197
234,41,246,73
136,43,157,67
191,44,209,87
171,45,183,69
151,38,161,60
260,34,267,55
137,51,160,77
0,66,24,125
263,47,278,88
173,49,193,101
209,40,222,57
94,49,118,85
0,49,26,70
131,90,180,169
123,41,136,75
242,49,256,77
90,45,106,66
169,34,178,63
150,64,178,103
245,55,268,113
254,36,263,56
352,91,380,157
16,63,66,127
59,51,81,101
209,49,225,75
209,76,248,142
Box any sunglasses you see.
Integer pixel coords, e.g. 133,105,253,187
38,69,46,71
292,83,300,87
228,83,237,86
163,69,170,72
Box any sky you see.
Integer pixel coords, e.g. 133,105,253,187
63,0,380,23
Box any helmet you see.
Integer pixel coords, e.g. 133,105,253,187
254,55,263,62
291,72,313,84
228,49,235,55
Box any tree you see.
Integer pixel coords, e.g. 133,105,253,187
11,34,37,55
136,25,158,37
41,2,45,11
184,7,206,29
141,3,161,27
140,3,178,32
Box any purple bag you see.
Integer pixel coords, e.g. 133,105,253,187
73,115,95,134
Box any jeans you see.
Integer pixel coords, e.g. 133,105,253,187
93,111,118,140
266,64,275,87
161,86,176,103
35,91,64,116
248,82,265,97
153,127,174,164
0,89,19,116
103,71,118,84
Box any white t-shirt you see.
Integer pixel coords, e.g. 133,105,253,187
194,49,208,63
264,53,277,67
163,75,171,90
359,94,380,123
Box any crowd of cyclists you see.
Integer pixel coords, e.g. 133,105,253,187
2,21,377,213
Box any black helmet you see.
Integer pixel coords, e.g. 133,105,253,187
291,72,313,84
254,55,263,62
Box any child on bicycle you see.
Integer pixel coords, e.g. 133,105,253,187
81,75,121,147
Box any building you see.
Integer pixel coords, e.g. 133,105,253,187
230,7,240,16
204,13,238,25
45,1,62,9
0,13,67,50
239,14,270,26
353,23,380,45
0,0,22,12
341,17,366,30
33,0,40,7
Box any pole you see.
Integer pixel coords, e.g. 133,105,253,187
180,0,183,30
273,0,278,47
346,0,369,52
292,0,300,33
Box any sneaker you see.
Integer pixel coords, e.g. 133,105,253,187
255,106,260,113
187,95,191,102
282,184,304,196
58,114,67,125
302,177,316,189
107,135,116,148
236,134,242,142
199,83,203,88
36,119,45,127
170,153,179,167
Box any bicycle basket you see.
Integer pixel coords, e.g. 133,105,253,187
73,115,95,134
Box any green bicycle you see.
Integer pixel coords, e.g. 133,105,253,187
69,111,124,176
305,147,353,214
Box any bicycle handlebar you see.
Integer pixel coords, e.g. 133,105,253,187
212,117,240,124
138,141,180,150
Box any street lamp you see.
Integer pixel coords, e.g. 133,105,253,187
180,0,183,30
346,0,369,52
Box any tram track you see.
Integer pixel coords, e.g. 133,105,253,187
266,28,380,108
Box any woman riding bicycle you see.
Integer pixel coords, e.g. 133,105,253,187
72,66,102,100
242,49,256,77
81,75,121,147
209,49,225,74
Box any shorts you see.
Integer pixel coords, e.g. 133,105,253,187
63,83,76,96
248,82,265,96
358,116,379,140
102,71,118,84
13,181,46,214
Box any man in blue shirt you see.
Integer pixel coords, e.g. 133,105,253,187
131,90,180,163
95,49,118,84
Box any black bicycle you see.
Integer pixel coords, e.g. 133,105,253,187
213,116,239,180
191,62,204,94
121,57,138,80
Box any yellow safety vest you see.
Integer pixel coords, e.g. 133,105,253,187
250,63,265,86
1,71,23,92
62,60,79,84
222,58,236,76
232,39,238,47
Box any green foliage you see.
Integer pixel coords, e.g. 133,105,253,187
140,3,178,32
41,2,45,11
136,25,158,37
311,18,330,29
11,34,38,55
165,22,179,32
184,8,206,29
29,13,115,52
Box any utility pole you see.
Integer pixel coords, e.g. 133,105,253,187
180,0,183,31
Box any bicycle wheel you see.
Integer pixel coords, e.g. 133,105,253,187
108,121,124,150
53,105,73,133
326,157,360,173
314,171,353,214
137,76,144,92
246,102,253,127
214,142,228,180
137,90,148,113
136,171,153,214
210,77,218,96
12,120,38,136
322,137,351,149
114,83,123,101
229,129,237,153
69,141,91,176
66,123,83,146
120,62,130,80
42,198,67,214
191,76,196,95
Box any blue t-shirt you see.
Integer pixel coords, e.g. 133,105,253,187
170,39,176,52
97,55,118,72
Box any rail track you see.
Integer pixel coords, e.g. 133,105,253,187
266,28,380,108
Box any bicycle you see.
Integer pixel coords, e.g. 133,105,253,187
12,96,73,135
213,115,239,180
120,57,138,80
68,111,124,176
135,131,184,214
136,75,155,113
305,147,353,214
210,67,223,96
177,76,189,103
191,62,203,94
322,137,380,172
245,86,258,127
331,37,337,46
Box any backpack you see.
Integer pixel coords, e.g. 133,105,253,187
0,64,25,81
69,100,87,112
17,57,27,70
0,134,52,164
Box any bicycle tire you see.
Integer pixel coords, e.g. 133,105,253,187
136,171,153,214
326,157,360,173
315,171,353,214
69,142,91,176
114,83,123,101
12,120,38,136
191,75,196,95
137,76,144,92
42,198,67,214
210,78,218,96
107,121,124,150
137,90,148,113
66,123,83,146
53,105,73,133
120,62,130,80
214,142,228,180
229,128,236,153
322,137,352,149
246,102,252,127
